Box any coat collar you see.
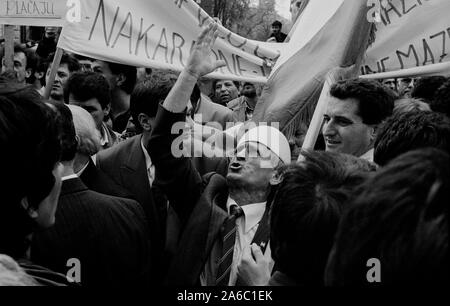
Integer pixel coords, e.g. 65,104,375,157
125,134,146,171
61,177,88,196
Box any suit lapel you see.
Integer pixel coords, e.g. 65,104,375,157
167,173,228,285
122,135,151,192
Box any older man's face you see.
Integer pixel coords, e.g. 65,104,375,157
227,142,277,192
215,80,239,105
322,97,374,157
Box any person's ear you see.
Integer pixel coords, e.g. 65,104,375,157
25,68,32,79
20,197,39,219
138,113,152,131
75,135,81,149
103,104,111,117
34,71,44,80
370,124,379,143
116,73,126,88
269,170,283,186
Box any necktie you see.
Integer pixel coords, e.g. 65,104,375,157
216,205,244,286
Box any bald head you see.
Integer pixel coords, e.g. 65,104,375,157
68,104,101,156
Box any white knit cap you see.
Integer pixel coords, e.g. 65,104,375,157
236,125,291,165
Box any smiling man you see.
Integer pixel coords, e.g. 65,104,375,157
322,79,395,162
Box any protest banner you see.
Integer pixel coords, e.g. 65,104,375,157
0,0,67,26
361,0,450,76
255,0,449,153
57,0,282,83
253,0,373,141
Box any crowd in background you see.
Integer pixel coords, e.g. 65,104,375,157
0,22,448,287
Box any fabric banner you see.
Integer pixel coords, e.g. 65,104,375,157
0,0,67,26
361,0,450,75
253,0,373,134
57,0,282,83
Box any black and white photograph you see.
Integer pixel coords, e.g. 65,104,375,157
0,0,448,302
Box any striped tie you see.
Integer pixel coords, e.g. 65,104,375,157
216,205,244,286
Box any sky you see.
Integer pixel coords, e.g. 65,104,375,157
250,0,291,20
275,0,291,20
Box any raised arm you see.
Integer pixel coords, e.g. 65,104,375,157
163,22,225,112
148,23,225,224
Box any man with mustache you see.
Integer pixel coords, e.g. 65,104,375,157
212,79,240,106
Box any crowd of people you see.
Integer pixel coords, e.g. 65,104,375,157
0,21,449,287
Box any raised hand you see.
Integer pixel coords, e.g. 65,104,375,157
185,22,226,79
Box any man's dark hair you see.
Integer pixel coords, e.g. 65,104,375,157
108,62,137,95
374,111,450,166
411,76,447,103
271,20,282,28
59,53,81,73
24,48,41,85
270,150,375,285
0,88,61,258
330,79,396,125
43,52,81,74
325,148,449,286
49,101,77,162
430,78,450,118
64,71,111,110
130,70,178,132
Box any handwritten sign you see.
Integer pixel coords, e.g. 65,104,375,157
361,0,450,75
0,0,67,26
57,0,282,83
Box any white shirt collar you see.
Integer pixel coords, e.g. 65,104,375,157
62,174,78,182
140,137,152,170
100,123,109,146
75,161,90,177
226,197,266,234
359,148,374,162
141,137,154,186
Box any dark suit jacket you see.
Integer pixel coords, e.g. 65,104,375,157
96,134,167,280
79,158,135,200
149,106,231,285
96,135,164,236
31,178,152,287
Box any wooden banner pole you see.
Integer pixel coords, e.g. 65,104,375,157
3,25,15,72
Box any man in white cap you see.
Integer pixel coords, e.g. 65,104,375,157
148,23,291,286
